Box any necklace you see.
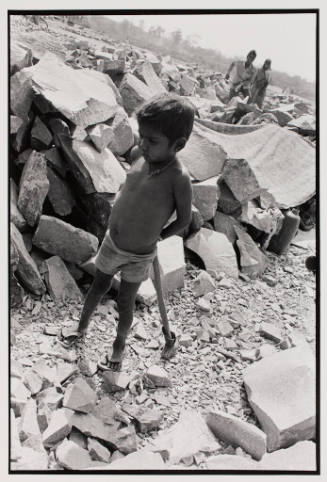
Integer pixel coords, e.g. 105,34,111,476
147,158,176,177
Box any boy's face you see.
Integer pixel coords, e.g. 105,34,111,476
138,123,177,164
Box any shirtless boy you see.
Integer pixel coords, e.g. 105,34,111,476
59,94,195,371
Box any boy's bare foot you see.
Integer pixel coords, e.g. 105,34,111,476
98,340,125,372
58,326,85,348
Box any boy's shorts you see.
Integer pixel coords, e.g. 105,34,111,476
95,229,157,283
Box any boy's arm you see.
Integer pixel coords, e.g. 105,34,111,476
160,173,192,240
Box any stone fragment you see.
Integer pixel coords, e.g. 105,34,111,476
56,363,79,385
240,349,258,362
19,398,43,451
213,211,243,244
44,147,68,177
192,176,219,220
46,166,75,216
258,440,316,471
56,438,97,470
179,334,193,348
23,52,118,127
243,346,315,452
258,344,277,358
10,223,46,295
43,256,83,302
180,74,197,95
37,400,53,432
146,365,171,387
11,359,24,379
23,369,43,396
31,116,53,150
196,297,211,312
123,406,163,433
42,408,73,447
216,320,234,337
193,270,215,297
105,106,134,156
206,409,267,460
88,437,111,462
11,377,31,417
179,123,227,181
234,225,267,277
102,372,130,393
93,397,117,425
68,428,88,449
259,322,283,343
10,42,33,75
88,123,114,152
63,377,97,413
134,321,147,341
59,137,126,194
17,150,49,227
185,228,238,279
150,410,220,464
10,178,27,232
206,454,258,470
288,115,316,135
262,274,277,287
269,109,293,127
33,215,98,264
135,61,166,95
10,69,34,119
119,73,152,115
10,446,48,471
11,409,22,461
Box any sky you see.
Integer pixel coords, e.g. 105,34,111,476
109,13,316,82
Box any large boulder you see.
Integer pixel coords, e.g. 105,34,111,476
243,346,315,452
32,215,98,265
17,150,49,227
185,228,238,278
16,52,118,127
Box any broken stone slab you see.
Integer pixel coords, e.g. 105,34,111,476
258,440,316,471
44,147,68,178
216,319,234,337
19,398,43,452
46,166,75,217
123,405,163,433
269,109,293,127
10,69,34,120
56,438,100,470
11,377,31,417
56,137,126,194
105,106,134,156
10,178,27,232
68,427,88,449
10,115,24,135
192,176,220,220
213,211,243,244
10,42,33,75
11,223,46,295
87,437,111,462
30,116,53,150
43,256,83,303
10,446,49,471
185,228,238,279
146,365,171,388
240,202,284,239
36,386,63,412
234,225,267,277
179,334,193,348
119,72,152,116
243,345,315,452
21,52,118,127
259,322,283,343
11,409,22,462
63,377,97,413
23,369,43,396
93,397,117,425
288,114,316,135
178,123,227,181
37,400,53,433
88,449,165,470
102,371,131,393
205,454,259,470
180,74,197,95
32,215,98,265
134,321,147,341
193,270,215,298
83,67,123,107
148,410,220,464
134,61,166,96
217,180,242,216
56,362,79,386
221,158,266,204
70,412,136,454
87,123,114,152
206,409,267,460
17,150,49,227
42,408,73,447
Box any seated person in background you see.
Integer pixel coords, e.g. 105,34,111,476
248,59,272,108
225,50,257,100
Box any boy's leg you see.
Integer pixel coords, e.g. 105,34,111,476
60,269,113,346
105,279,141,370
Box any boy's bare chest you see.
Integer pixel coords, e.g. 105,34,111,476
124,166,173,199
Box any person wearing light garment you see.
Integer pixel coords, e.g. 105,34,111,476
225,50,257,99
248,59,272,108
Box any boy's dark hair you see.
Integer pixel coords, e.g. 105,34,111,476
247,50,257,58
136,94,195,144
